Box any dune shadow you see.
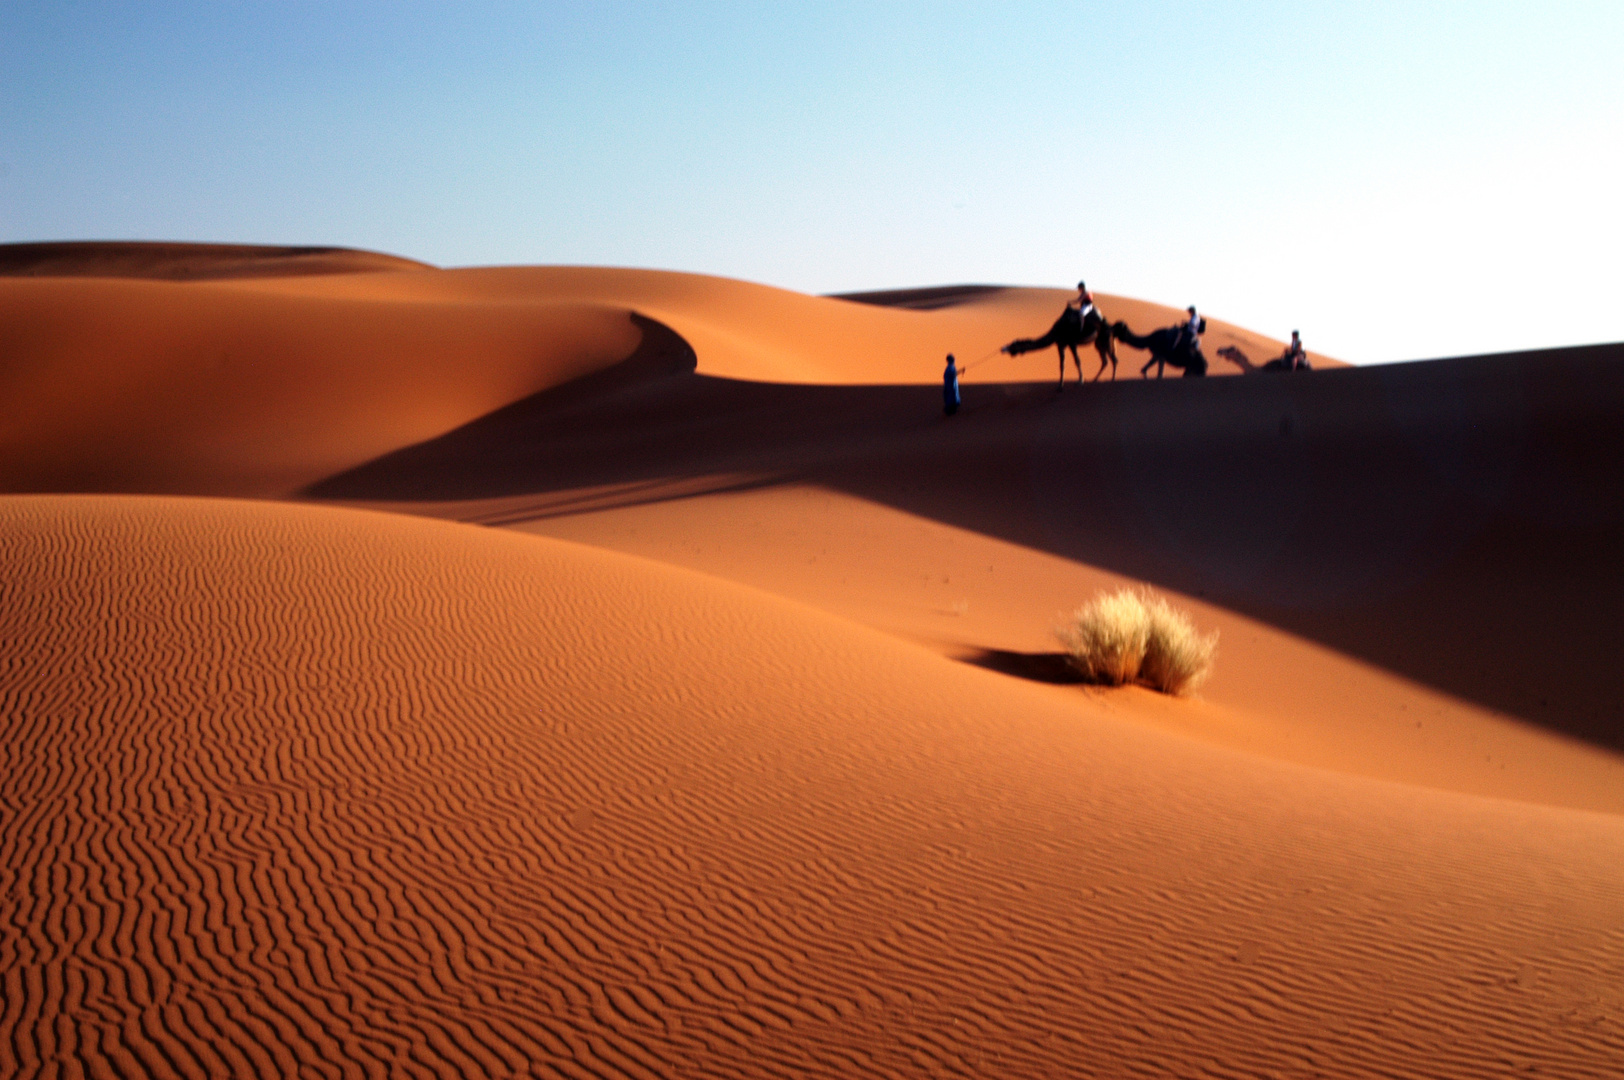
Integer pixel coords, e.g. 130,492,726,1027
464,472,793,528
307,310,1047,505
307,311,704,502
960,649,1086,685
306,324,1624,755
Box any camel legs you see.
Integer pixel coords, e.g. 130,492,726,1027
1055,344,1083,388
1140,354,1165,378
1093,337,1117,381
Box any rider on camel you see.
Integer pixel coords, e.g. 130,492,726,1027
1070,281,1097,322
1057,281,1095,336
999,278,1120,384
1179,306,1205,358
1282,330,1308,371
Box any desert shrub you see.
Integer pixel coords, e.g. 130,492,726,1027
1056,588,1217,695
1137,593,1219,695
1054,589,1150,686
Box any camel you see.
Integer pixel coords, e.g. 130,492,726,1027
1216,345,1311,373
1111,320,1207,378
1002,307,1118,387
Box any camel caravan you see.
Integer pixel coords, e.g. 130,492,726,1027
999,281,1311,389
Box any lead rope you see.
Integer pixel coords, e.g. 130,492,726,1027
951,345,1006,375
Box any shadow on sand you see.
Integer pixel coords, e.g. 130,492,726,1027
308,316,1624,754
959,649,1087,686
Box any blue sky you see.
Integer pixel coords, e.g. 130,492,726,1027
3,1,1620,364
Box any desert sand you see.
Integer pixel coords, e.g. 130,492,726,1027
2,242,1621,1078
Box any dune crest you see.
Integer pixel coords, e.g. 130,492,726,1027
1,262,1330,497
222,264,1340,382
0,240,434,280
0,276,645,495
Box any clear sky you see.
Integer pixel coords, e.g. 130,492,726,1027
3,1,1620,364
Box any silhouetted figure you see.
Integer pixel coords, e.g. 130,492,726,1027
1178,306,1204,356
1071,280,1098,322
943,354,961,415
1001,279,1118,387
1283,330,1309,371
1216,332,1312,375
1113,317,1208,378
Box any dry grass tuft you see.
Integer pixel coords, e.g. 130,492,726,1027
1138,594,1219,696
1054,589,1149,686
1056,589,1217,696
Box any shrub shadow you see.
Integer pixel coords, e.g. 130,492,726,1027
960,649,1086,685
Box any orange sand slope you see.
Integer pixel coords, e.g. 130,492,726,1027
319,322,1624,811
4,494,1622,1080
0,275,644,494
5,247,1622,799
0,257,1326,497
511,480,1624,816
227,262,1337,384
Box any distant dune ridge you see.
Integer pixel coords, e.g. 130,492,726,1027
0,245,1331,497
2,241,1623,1078
0,240,434,279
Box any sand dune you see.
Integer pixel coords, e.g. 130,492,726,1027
1,257,1326,495
0,240,434,280
313,328,1624,814
507,481,1624,817
225,262,1335,384
2,241,1620,1078
0,276,644,495
3,494,1622,1080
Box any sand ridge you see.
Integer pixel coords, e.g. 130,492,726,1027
0,240,435,280
3,494,1622,1079
0,276,645,495
1,260,1325,498
224,262,1337,384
